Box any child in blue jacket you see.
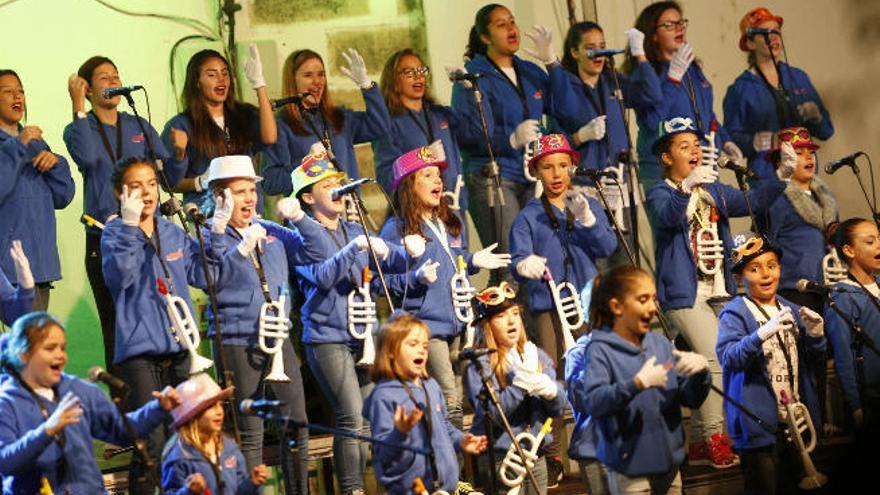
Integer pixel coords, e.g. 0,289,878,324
0,312,180,495
262,48,391,194
464,282,566,494
716,234,826,494
0,241,34,327
162,373,267,495
723,7,834,180
364,312,487,494
0,69,75,312
584,264,710,493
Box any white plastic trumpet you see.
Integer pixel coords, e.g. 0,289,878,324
500,418,553,494
156,278,214,375
780,390,828,490
598,163,628,233
442,174,464,212
259,294,291,382
695,203,730,300
543,267,582,352
822,249,848,285
451,256,477,349
523,132,544,198
348,267,377,366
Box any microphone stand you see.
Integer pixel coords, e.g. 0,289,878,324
108,385,158,488
845,154,880,228
351,187,395,309
824,293,880,416
466,354,541,494
732,169,760,233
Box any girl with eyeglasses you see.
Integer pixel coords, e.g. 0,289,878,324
723,7,834,180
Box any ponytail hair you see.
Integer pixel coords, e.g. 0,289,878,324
589,265,653,328
561,22,603,75
464,3,505,60
826,217,870,264
0,312,63,373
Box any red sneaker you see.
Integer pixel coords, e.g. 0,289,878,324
706,432,740,469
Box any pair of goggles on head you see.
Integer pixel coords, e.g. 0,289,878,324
475,281,516,306
777,127,811,146
731,234,765,265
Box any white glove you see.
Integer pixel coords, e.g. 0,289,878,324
276,197,305,223
799,306,825,338
672,349,709,376
797,101,822,123
512,369,542,393
681,166,718,194
509,119,541,149
416,259,439,284
444,65,472,89
523,25,557,65
722,141,744,165
776,141,797,181
193,171,210,192
667,43,694,83
340,48,371,89
352,235,389,260
237,223,267,257
530,373,559,400
403,235,426,259
308,140,327,156
757,306,795,341
576,115,606,143
244,43,266,89
119,185,144,226
625,28,646,57
426,139,446,163
471,243,512,270
564,191,596,227
753,131,773,152
516,255,547,280
635,356,668,389
9,240,34,290
211,187,234,233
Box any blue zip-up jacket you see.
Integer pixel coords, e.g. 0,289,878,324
162,436,260,495
296,219,410,344
510,196,617,312
566,332,600,460
633,63,730,184
723,63,833,180
825,279,880,411
0,129,75,284
646,178,785,310
262,85,391,195
585,329,710,477
451,54,565,182
552,62,662,173
201,217,325,345
364,378,464,494
380,216,477,339
63,111,170,232
0,373,168,495
0,268,33,326
716,296,826,450
464,348,566,455
101,216,211,363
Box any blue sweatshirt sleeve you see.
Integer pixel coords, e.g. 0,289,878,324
623,61,663,110
0,268,34,326
716,309,765,372
41,151,75,209
367,392,419,486
646,184,690,229
573,198,618,258
0,406,55,474
721,80,755,159
825,292,862,409
296,243,360,290
347,84,392,143
450,81,500,156
538,351,569,417
0,137,28,203
464,361,527,425
261,121,294,196
160,117,191,188
263,217,326,266
62,117,100,172
161,457,199,495
87,385,167,446
792,68,834,140
509,213,535,284
101,223,148,293
584,346,642,418
442,102,487,149
677,369,712,409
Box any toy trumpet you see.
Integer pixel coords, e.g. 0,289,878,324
348,266,377,366
500,418,553,495
157,278,214,375
543,267,582,352
259,293,291,382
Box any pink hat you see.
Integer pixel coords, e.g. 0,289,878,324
169,373,234,429
526,134,580,169
390,143,448,191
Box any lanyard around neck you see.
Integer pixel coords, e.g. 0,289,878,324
92,111,123,163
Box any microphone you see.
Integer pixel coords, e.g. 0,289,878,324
88,366,129,391
717,155,756,178
330,178,373,201
183,203,207,225
745,27,780,37
240,398,285,416
271,91,313,109
456,347,497,363
824,152,864,175
575,168,617,180
102,85,144,99
586,48,626,59
796,279,840,295
448,70,483,83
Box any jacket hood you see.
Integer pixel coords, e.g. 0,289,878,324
590,328,646,356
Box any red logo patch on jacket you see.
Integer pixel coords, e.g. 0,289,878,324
439,119,449,129
131,133,144,143
224,455,237,469
533,89,543,100
450,237,462,249
166,249,183,262
266,235,277,244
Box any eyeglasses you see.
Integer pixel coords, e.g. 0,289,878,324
657,19,689,31
476,281,516,306
398,67,430,79
778,127,811,145
732,235,764,263
662,117,695,134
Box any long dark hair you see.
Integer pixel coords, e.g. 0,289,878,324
396,172,462,238
464,3,506,60
623,1,682,74
826,218,871,265
561,21,603,75
589,265,653,328
280,49,344,136
180,49,255,158
380,48,437,116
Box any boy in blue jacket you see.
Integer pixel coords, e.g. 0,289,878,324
0,241,34,327
716,234,827,494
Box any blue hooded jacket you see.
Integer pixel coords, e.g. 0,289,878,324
0,373,167,495
566,332,600,461
161,436,260,495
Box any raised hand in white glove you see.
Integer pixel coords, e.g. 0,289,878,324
797,101,822,123
193,171,210,193
667,43,694,83
340,48,371,89
681,166,718,194
472,243,512,270
564,191,596,227
276,197,305,223
425,139,446,163
9,240,34,290
512,370,542,393
237,223,267,257
776,141,797,181
523,25,557,65
308,141,327,156
244,43,266,89
757,306,795,341
416,259,440,284
576,115,606,144
799,306,825,338
403,235,426,259
119,185,144,226
634,356,669,390
672,349,709,376
625,28,646,57
753,131,773,152
444,65,472,89
509,119,541,150
211,187,234,233
530,373,559,400
516,255,547,280
722,141,744,165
